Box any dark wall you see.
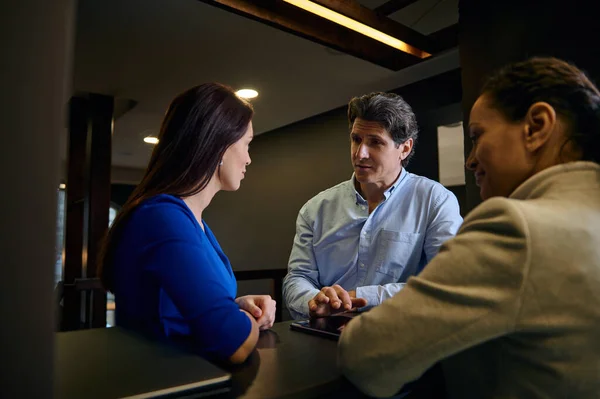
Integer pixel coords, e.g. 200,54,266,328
446,185,467,217
394,69,463,182
459,0,600,212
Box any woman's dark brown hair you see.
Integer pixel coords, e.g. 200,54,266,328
481,57,600,163
98,83,253,292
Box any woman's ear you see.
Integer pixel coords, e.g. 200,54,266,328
523,102,557,153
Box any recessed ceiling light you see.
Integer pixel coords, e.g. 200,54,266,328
236,89,258,99
59,183,66,190
144,136,159,144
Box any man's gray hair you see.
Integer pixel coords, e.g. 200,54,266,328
348,92,418,167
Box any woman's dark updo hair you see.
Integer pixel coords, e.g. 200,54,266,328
481,57,600,163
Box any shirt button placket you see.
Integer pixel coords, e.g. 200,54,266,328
358,225,369,280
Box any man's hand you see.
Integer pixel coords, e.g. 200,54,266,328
308,285,367,318
236,295,277,331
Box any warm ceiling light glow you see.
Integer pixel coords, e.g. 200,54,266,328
144,136,159,144
59,183,66,190
283,0,431,59
236,89,259,99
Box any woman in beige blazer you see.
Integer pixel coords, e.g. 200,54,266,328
338,57,600,399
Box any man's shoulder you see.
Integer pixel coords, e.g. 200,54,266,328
405,172,453,197
300,179,352,214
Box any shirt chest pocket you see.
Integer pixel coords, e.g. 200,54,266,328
375,230,422,280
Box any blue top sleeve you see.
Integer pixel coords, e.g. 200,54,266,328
113,194,251,360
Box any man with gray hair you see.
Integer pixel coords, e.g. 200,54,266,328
283,92,463,319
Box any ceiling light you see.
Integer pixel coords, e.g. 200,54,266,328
144,136,159,144
59,183,66,190
283,0,430,59
236,89,259,99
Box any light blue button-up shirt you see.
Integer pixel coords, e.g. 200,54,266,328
283,169,463,319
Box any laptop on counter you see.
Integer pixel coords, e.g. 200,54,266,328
55,327,231,399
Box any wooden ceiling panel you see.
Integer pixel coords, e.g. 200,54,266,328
197,0,442,70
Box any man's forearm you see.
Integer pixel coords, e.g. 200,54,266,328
283,276,320,319
355,282,407,309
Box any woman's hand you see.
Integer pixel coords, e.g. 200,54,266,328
236,295,277,330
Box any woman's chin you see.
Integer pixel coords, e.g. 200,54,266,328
221,181,241,192
479,184,491,201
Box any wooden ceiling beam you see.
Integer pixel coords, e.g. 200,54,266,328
197,0,440,71
312,0,436,55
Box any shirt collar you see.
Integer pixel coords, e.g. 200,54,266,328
351,168,408,204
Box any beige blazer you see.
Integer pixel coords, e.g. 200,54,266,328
338,162,600,399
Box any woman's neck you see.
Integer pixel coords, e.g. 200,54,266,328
183,178,220,229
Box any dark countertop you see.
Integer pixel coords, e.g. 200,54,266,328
55,321,445,399
225,321,368,399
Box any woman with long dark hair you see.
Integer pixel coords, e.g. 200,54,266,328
98,83,275,364
338,57,600,398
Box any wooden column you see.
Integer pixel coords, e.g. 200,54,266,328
63,93,113,330
85,93,113,328
62,97,89,331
